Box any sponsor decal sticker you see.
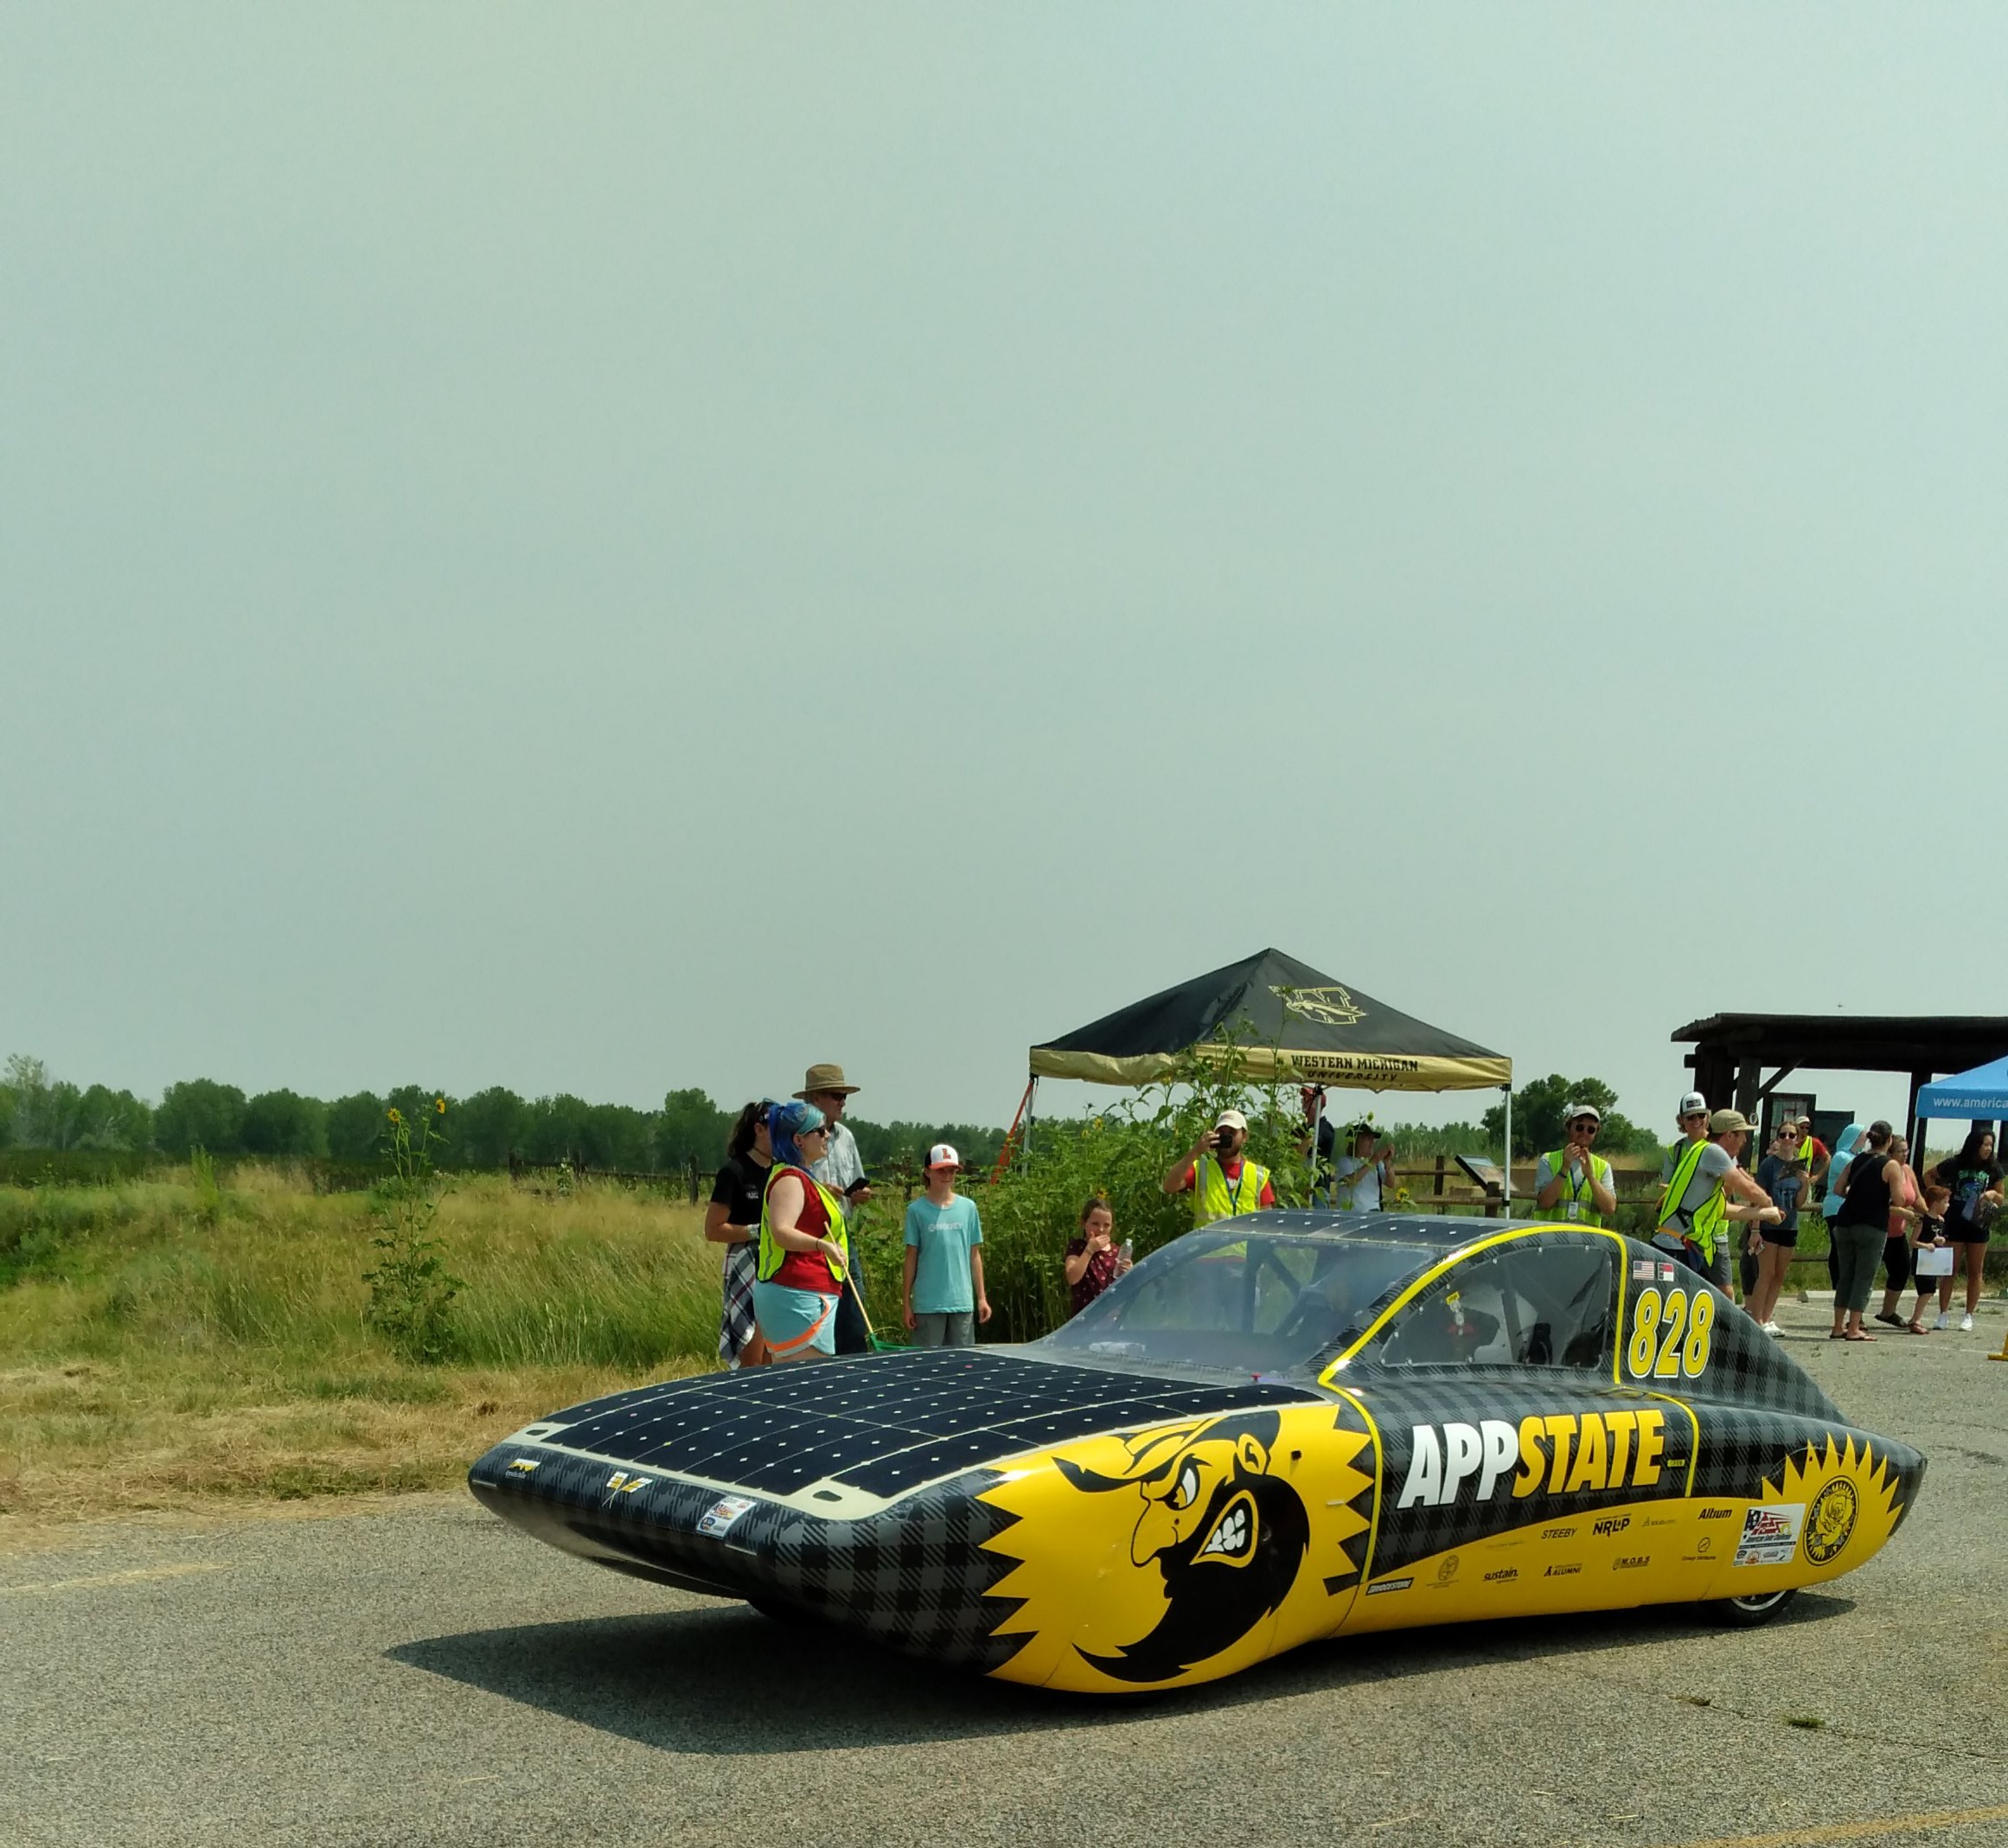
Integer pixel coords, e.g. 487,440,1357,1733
1804,1480,1858,1565
1544,1563,1582,1578
605,1471,650,1495
1540,1525,1576,1540
506,1458,540,1474
1613,1555,1649,1570
697,1494,758,1538
1365,1577,1413,1596
1734,1502,1805,1567
1436,1553,1461,1585
1697,1536,1713,1556
1482,1567,1519,1583
1592,1515,1631,1538
1698,1506,1735,1520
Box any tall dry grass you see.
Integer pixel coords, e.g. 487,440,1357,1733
0,1169,724,1535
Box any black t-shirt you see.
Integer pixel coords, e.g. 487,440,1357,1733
1932,1158,2004,1235
709,1154,771,1231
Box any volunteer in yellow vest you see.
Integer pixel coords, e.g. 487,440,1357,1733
1163,1109,1276,1225
1653,1107,1781,1294
1533,1103,1617,1226
751,1100,853,1365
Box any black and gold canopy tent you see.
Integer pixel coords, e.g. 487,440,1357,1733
1019,947,1513,1193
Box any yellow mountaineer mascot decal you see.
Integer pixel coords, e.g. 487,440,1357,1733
982,1405,1372,1691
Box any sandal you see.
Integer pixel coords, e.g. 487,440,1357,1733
1873,1311,1903,1327
1845,1331,1877,1342
1907,1320,1928,1334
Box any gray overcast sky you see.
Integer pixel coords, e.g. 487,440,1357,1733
4,7,2003,1135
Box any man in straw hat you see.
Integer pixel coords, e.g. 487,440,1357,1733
796,1063,873,1352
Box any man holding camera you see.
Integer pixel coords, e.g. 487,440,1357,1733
1163,1109,1276,1225
1534,1103,1617,1226
1333,1121,1397,1212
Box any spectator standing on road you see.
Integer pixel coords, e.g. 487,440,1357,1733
1872,1135,1930,1328
1820,1122,1865,1291
1794,1116,1832,1199
1901,1185,1954,1333
901,1144,988,1346
1927,1127,2005,1332
1163,1109,1276,1225
1746,1125,1808,1334
1333,1122,1397,1212
704,1100,775,1368
1533,1103,1617,1226
752,1101,851,1365
1659,1091,1711,1212
1654,1109,1779,1294
797,1064,873,1354
1830,1121,1902,1342
1063,1196,1128,1314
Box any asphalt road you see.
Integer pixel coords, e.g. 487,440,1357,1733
8,1298,2006,1848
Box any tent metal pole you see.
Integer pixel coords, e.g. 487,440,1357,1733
1502,1085,1513,1209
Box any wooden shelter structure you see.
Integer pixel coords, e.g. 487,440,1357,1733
1672,1013,2008,1153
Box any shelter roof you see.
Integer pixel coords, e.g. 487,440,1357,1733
1672,1012,2008,1075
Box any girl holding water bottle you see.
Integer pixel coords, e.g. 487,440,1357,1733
1064,1196,1129,1314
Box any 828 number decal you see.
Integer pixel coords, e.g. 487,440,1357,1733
1625,1285,1715,1380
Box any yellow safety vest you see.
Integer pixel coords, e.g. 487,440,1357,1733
1657,1138,1726,1262
757,1165,851,1283
1193,1154,1270,1225
1536,1148,1611,1227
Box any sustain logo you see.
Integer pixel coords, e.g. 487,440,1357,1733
1482,1567,1518,1583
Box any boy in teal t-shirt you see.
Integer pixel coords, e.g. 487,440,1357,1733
902,1143,990,1347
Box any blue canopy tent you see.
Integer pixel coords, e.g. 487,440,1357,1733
1915,1057,2008,1131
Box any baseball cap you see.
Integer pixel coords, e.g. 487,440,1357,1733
1564,1102,1602,1124
1214,1109,1249,1132
924,1142,961,1169
1678,1091,1708,1117
1708,1109,1758,1135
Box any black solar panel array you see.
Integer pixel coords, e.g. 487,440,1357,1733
543,1349,1317,1499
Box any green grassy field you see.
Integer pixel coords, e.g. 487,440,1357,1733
0,1166,738,1539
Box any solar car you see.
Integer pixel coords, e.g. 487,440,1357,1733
468,1212,1925,1694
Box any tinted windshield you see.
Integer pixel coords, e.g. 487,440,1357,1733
1036,1228,1436,1376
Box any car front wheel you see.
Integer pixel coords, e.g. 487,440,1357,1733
1709,1588,1798,1627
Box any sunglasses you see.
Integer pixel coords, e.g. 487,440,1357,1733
1570,1120,1599,1131
799,1126,829,1140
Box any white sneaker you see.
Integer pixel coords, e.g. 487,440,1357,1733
1934,1313,1951,1331
1762,1320,1781,1335
1960,1313,1974,1333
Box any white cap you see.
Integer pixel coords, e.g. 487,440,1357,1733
924,1142,961,1169
1214,1109,1249,1132
1564,1102,1602,1124
1678,1091,1707,1117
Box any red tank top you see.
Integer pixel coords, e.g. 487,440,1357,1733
766,1164,841,1293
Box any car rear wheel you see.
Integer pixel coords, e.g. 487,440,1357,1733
1709,1588,1798,1627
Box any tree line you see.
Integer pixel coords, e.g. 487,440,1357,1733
1,1052,1666,1178
0,1056,1009,1174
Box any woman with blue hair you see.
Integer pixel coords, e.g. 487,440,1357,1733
752,1100,853,1364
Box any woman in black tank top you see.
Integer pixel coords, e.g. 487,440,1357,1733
1832,1138,1895,1338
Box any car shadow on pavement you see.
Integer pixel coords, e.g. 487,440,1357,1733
388,1589,1853,1755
